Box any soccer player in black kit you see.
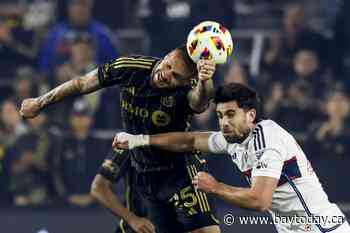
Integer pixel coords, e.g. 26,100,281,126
95,149,151,233
20,46,220,233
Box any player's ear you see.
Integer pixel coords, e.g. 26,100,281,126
247,109,256,123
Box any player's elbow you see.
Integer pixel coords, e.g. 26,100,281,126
255,198,272,212
90,175,110,199
251,194,272,212
255,200,271,212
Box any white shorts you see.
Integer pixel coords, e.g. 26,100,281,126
271,204,350,233
273,216,350,233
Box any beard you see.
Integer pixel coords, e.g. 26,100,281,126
223,127,250,144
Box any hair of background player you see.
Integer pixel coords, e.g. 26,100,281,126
214,82,262,123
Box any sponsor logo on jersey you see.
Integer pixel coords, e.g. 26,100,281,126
121,100,149,119
256,161,268,169
152,110,171,127
121,100,172,127
126,86,136,96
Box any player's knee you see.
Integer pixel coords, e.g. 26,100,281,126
191,225,221,233
90,174,109,198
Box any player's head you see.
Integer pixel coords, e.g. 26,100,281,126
0,99,21,129
293,49,320,78
325,89,350,120
214,83,261,143
67,0,94,27
284,3,305,35
152,46,197,89
70,99,94,136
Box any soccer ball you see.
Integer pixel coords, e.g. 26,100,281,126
186,21,233,64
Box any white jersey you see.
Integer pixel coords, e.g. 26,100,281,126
208,119,349,233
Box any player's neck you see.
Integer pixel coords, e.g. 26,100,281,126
240,124,256,144
250,123,257,131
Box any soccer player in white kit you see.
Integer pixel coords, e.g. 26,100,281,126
112,83,350,233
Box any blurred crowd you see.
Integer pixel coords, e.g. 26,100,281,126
0,0,350,207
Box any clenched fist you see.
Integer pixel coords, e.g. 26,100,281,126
112,132,149,150
19,98,42,119
197,60,216,81
192,172,219,194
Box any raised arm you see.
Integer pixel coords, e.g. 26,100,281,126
20,69,101,118
21,56,157,118
187,60,215,113
112,132,212,153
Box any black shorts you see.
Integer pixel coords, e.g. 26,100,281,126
99,151,149,233
135,157,220,233
114,167,150,233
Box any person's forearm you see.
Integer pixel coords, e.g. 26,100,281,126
190,79,214,112
213,182,267,211
37,69,100,109
91,181,134,221
149,132,195,152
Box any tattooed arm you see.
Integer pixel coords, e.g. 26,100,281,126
188,60,215,113
20,69,101,118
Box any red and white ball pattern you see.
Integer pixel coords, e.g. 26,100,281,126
186,21,233,64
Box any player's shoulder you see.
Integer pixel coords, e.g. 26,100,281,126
109,55,160,71
252,119,286,149
114,55,160,64
256,119,285,135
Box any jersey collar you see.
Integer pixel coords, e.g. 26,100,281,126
241,124,258,146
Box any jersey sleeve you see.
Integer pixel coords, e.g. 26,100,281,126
208,132,228,153
98,150,131,183
98,56,157,87
251,121,286,179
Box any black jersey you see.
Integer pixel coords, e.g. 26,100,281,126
98,56,196,172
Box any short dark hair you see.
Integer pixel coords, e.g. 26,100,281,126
175,45,197,77
214,83,262,123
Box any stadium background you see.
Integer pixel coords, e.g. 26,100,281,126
0,0,349,232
